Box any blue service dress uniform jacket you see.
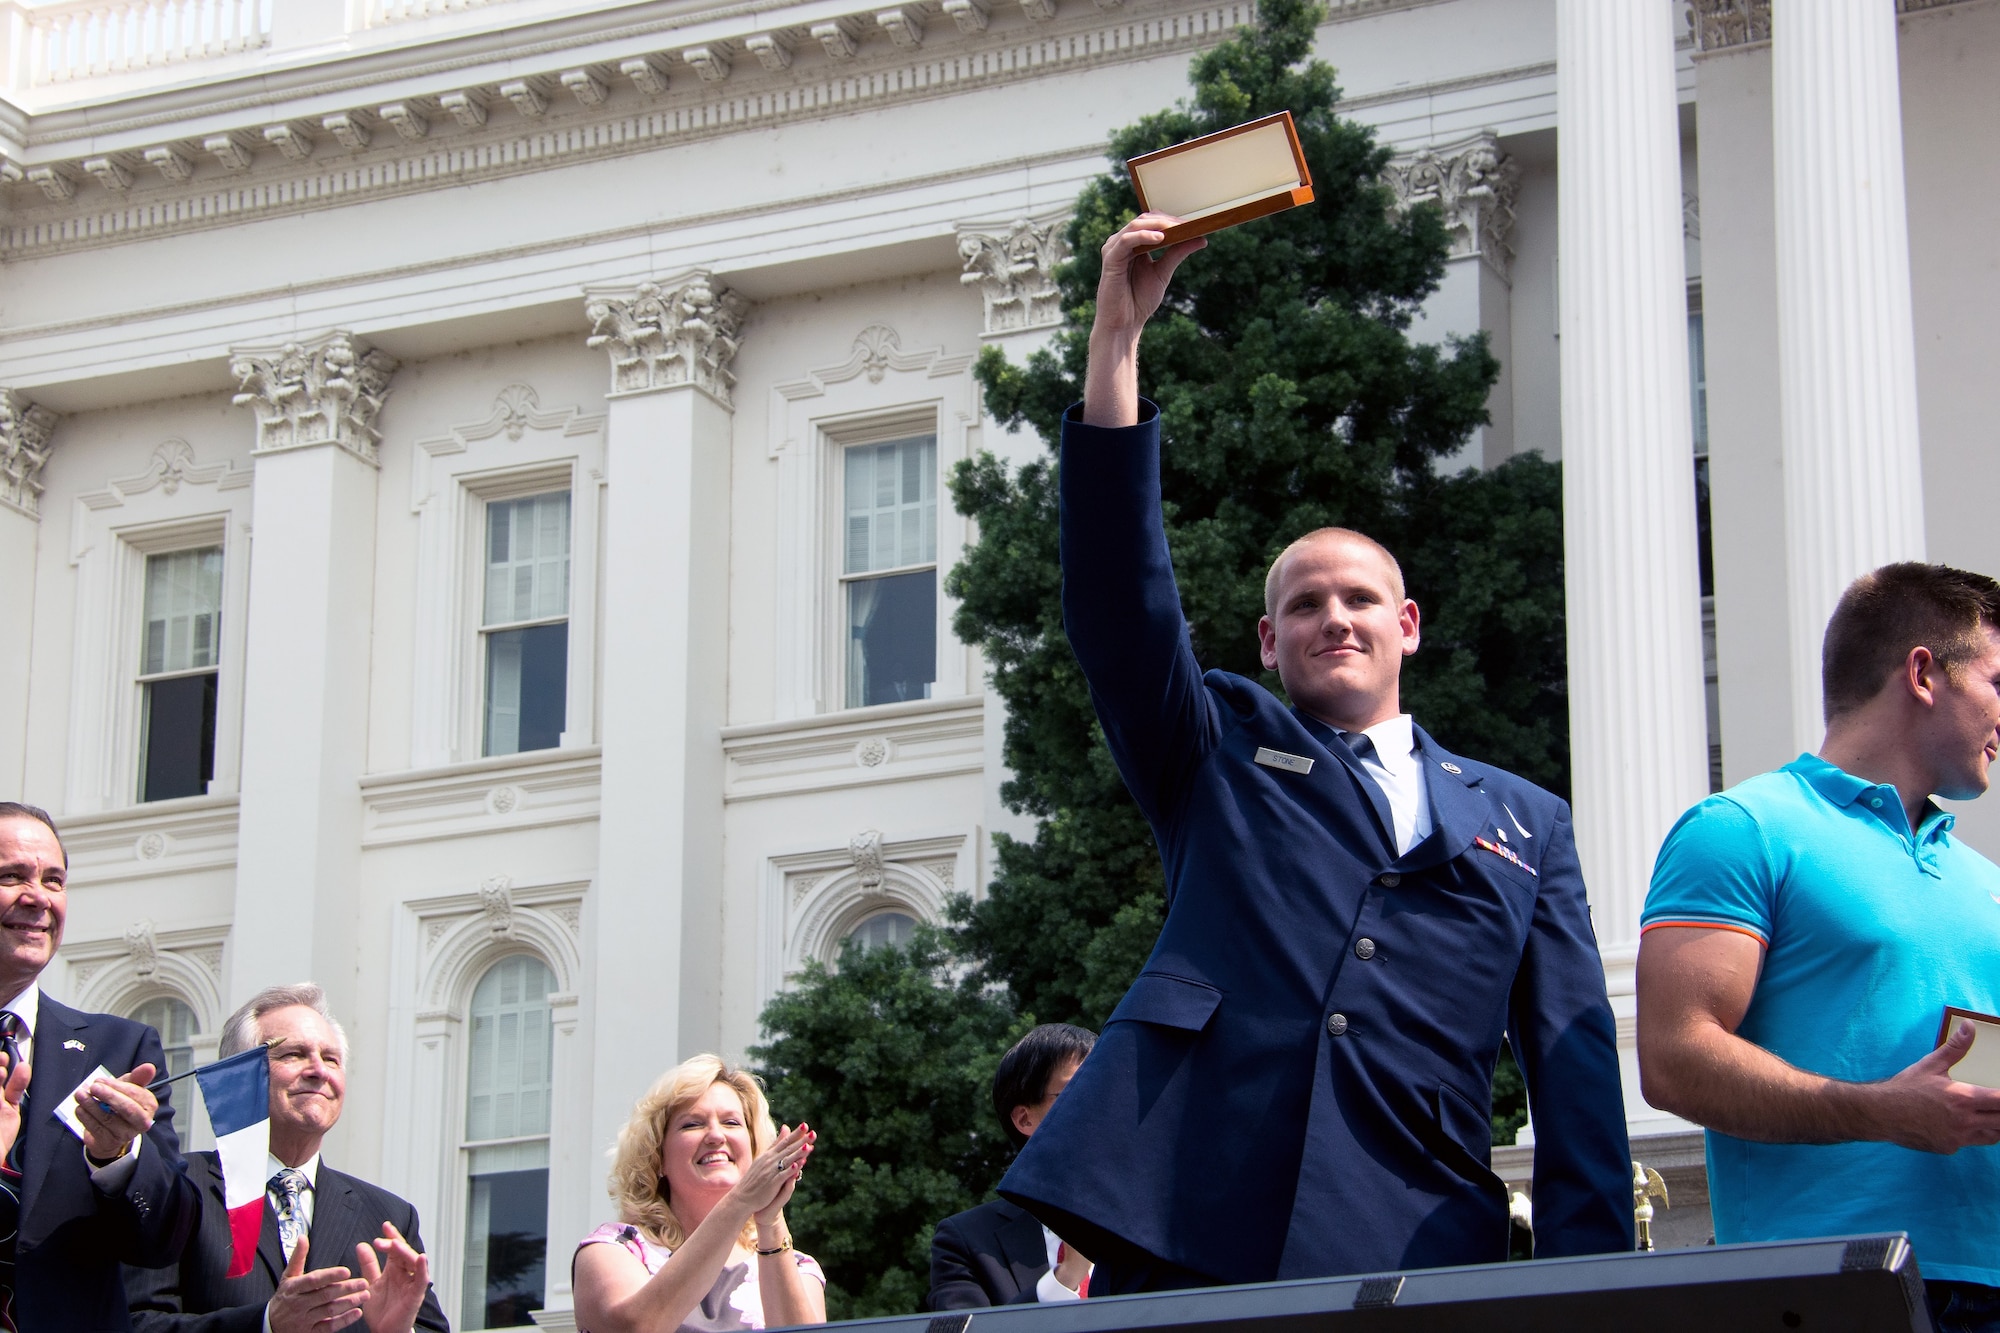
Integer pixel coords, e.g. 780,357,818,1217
997,402,1634,1285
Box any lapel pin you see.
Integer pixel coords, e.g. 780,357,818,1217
63,1039,85,1051
1439,761,1462,774
1253,747,1315,775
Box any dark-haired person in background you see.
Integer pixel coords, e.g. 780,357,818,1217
927,1026,1096,1310
1640,563,2000,1333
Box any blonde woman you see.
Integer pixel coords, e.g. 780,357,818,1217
575,1056,825,1333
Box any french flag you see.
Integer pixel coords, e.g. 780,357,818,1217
195,1046,271,1279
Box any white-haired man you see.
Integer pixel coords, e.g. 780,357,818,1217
126,984,448,1333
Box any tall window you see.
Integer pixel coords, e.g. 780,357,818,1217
129,996,196,1079
139,547,222,802
1690,303,1722,792
842,436,937,708
483,493,570,757
461,955,553,1331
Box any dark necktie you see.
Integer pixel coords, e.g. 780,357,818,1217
0,1014,23,1173
1342,732,1377,764
0,1011,20,1331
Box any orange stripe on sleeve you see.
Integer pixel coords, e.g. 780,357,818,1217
1639,919,1768,946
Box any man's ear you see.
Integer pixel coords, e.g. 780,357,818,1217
1257,615,1279,670
1010,1103,1038,1140
1401,599,1421,657
1906,646,1941,707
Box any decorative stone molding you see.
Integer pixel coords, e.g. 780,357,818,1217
957,210,1071,335
722,697,984,799
63,919,230,1038
849,830,887,888
1691,0,1769,51
478,876,515,937
229,331,400,462
763,828,971,995
1384,131,1519,276
583,273,748,402
359,748,602,846
125,920,160,978
0,390,60,518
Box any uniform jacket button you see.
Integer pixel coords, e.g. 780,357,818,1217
1354,938,1376,960
1378,872,1401,887
1326,1012,1349,1037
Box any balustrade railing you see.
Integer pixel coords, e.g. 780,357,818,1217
362,0,523,25
13,0,271,86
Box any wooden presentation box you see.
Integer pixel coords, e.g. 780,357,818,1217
1127,110,1315,245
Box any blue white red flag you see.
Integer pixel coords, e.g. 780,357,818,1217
194,1046,271,1279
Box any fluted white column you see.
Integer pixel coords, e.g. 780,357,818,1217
1556,0,1711,1006
1774,0,1925,747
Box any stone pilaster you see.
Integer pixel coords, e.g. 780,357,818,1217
583,276,741,1208
1556,0,1712,1128
956,210,1070,338
1384,132,1521,278
583,272,747,401
228,331,399,463
0,390,59,518
1773,0,1926,746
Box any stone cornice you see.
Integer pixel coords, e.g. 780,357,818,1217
1,0,1259,258
1693,0,1980,53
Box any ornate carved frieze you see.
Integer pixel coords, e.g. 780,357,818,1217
583,273,748,401
849,830,886,888
0,389,60,518
479,876,515,937
1383,131,1519,276
229,332,400,463
957,210,1071,335
1693,0,1971,53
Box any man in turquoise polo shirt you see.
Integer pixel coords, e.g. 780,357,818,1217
1638,562,2000,1333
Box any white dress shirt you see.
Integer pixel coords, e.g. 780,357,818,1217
1344,714,1434,857
1035,1224,1087,1302
1,982,143,1188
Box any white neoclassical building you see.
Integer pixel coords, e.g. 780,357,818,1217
2,0,1996,1320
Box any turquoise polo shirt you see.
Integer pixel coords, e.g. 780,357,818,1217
1644,753,2000,1284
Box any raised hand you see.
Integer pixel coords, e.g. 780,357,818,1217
1083,213,1207,427
76,1062,158,1164
355,1222,431,1333
733,1122,816,1222
267,1235,370,1333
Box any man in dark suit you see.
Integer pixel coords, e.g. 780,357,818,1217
0,801,199,1330
126,983,448,1333
998,215,1633,1292
928,1024,1096,1310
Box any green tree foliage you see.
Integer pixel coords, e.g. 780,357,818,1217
754,0,1564,1309
750,928,1027,1319
956,0,1567,1031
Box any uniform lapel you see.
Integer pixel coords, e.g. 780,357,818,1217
1392,728,1486,874
1291,712,1398,855
20,995,94,1229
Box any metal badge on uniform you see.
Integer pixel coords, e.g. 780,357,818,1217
1439,761,1462,774
1254,747,1315,774
63,1038,85,1051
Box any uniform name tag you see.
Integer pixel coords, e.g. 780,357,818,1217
1254,747,1314,774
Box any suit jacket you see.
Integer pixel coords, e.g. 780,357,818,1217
927,1199,1050,1310
999,404,1634,1285
14,994,198,1331
125,1152,449,1333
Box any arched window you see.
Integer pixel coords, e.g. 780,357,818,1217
460,955,553,1331
129,996,197,1079
846,910,917,953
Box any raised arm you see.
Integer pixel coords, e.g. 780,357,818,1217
1081,214,1205,427
1637,926,2000,1151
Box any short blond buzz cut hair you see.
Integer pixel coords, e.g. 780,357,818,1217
1264,527,1407,618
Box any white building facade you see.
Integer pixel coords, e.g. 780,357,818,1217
2,0,1997,1319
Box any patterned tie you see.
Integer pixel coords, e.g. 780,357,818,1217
0,1014,23,1174
270,1169,310,1260
0,1011,22,1331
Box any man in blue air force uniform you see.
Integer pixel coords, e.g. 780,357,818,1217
997,213,1633,1292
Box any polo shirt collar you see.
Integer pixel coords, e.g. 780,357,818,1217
1785,752,1956,842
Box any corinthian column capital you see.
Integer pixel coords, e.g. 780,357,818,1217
1384,132,1520,277
0,390,60,518
583,272,748,403
229,332,400,464
955,210,1071,336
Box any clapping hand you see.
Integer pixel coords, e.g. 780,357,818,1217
0,1052,29,1164
738,1122,816,1223
267,1236,369,1333
355,1221,431,1333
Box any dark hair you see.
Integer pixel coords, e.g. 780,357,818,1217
1822,563,2000,722
993,1023,1096,1149
0,803,64,867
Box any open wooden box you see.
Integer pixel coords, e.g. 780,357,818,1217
1127,110,1315,244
